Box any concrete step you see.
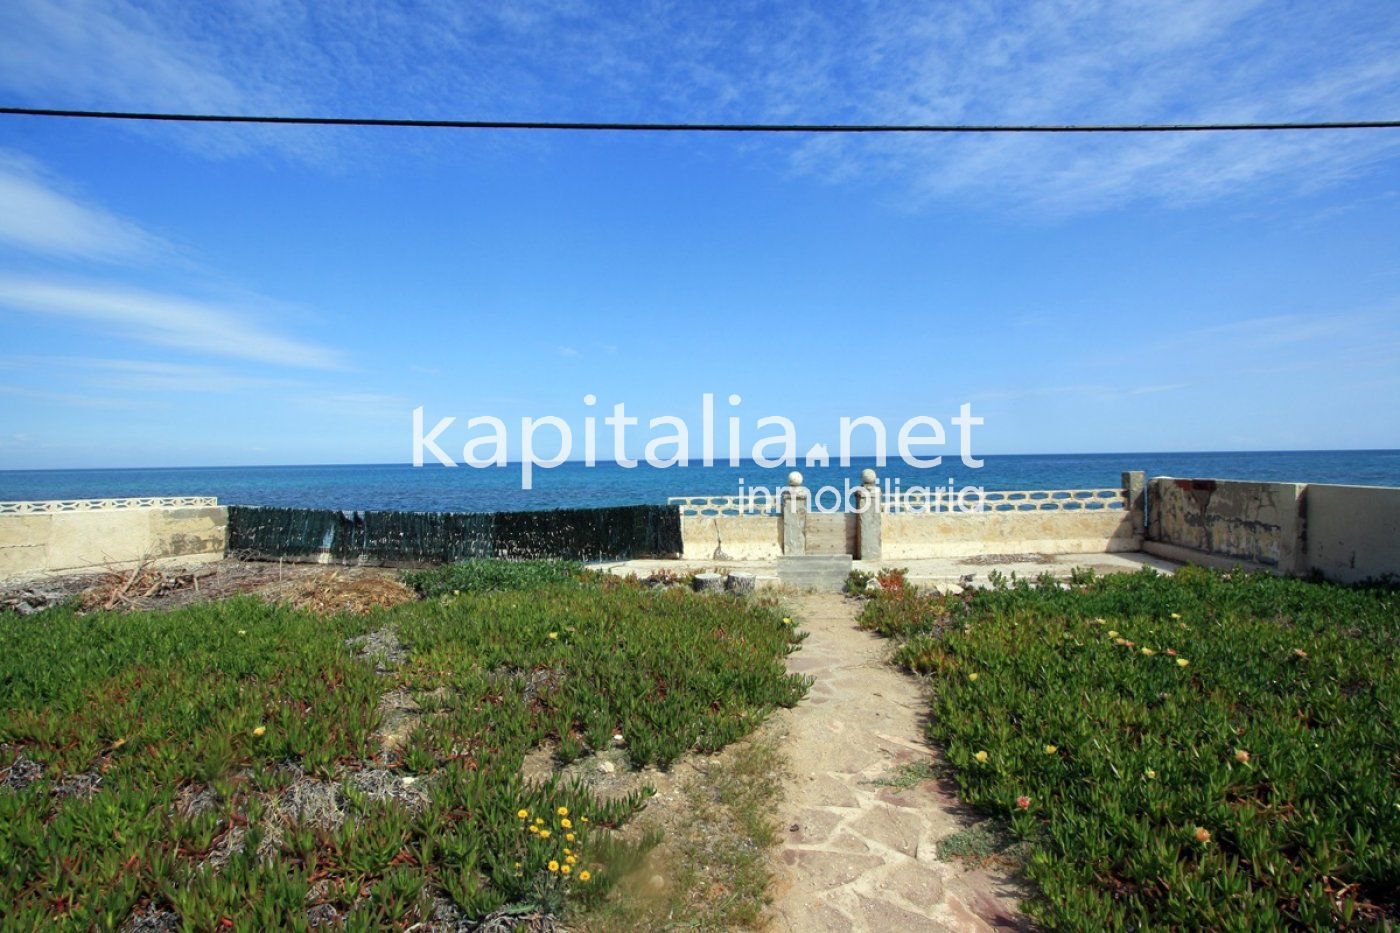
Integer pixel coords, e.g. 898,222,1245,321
777,555,854,592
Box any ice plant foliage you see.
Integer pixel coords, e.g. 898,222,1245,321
0,562,808,927
859,565,1400,928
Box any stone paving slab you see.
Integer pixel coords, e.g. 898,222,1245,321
767,593,1030,932
599,551,1178,591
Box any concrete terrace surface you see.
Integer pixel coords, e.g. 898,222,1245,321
767,593,1027,931
596,550,1180,589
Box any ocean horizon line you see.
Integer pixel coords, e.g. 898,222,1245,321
2,447,1398,476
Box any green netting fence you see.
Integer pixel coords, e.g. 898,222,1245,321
226,504,681,565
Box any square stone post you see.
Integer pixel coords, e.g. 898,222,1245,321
855,468,882,560
780,471,808,556
1122,471,1146,545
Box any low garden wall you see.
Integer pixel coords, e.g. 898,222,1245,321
881,508,1139,559
1145,478,1306,573
0,498,227,581
1144,478,1400,583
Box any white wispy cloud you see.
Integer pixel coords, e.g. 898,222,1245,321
0,150,170,261
0,277,345,369
970,382,1189,403
0,1,1396,209
25,357,302,393
0,383,148,410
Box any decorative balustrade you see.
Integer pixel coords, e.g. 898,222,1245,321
668,494,783,517
884,487,1126,513
671,487,1126,516
0,496,219,514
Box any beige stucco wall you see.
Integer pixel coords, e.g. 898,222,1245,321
882,509,1139,560
1145,478,1305,572
679,514,782,560
1303,483,1400,584
0,506,227,581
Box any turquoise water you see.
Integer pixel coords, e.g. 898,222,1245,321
1,451,1397,513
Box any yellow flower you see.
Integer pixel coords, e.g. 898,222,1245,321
566,855,577,865
1107,630,1119,638
513,861,521,869
1043,745,1058,755
968,672,979,682
1141,647,1155,656
237,629,247,636
557,806,569,817
561,863,571,874
529,825,540,835
579,870,592,882
973,750,989,764
539,829,551,839
548,632,558,640
1234,749,1250,764
580,816,588,824
535,817,544,825
517,809,529,820
563,847,572,856
561,818,572,829
1091,617,1105,625
1193,826,1211,844
548,860,560,872
782,617,792,624
565,833,575,842
1145,769,1157,779
1171,612,1182,620
1177,658,1190,667
252,726,266,738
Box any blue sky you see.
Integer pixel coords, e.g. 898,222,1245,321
0,0,1397,469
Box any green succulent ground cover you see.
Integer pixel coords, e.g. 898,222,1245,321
860,566,1400,929
0,562,808,929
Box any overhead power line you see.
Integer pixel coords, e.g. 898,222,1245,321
2,106,1399,134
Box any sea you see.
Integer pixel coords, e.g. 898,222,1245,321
1,451,1398,514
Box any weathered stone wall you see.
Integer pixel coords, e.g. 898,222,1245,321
1145,478,1305,572
0,504,227,581
1303,484,1400,584
678,514,783,560
882,509,1140,559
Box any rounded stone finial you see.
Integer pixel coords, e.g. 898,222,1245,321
787,471,804,487
861,468,878,485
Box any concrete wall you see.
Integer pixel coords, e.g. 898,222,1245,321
1145,478,1400,583
678,508,1139,561
1303,484,1400,584
1145,478,1305,573
0,504,227,581
679,514,782,560
883,509,1140,560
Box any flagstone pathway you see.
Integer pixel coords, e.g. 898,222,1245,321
767,593,1028,932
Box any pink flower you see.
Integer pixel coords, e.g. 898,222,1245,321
1016,795,1031,810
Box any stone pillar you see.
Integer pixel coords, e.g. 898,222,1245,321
1122,471,1146,544
855,468,882,560
780,471,808,556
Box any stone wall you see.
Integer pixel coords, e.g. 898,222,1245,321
1145,478,1306,573
1145,478,1400,583
1301,484,1400,584
678,514,783,560
882,509,1140,560
0,499,227,581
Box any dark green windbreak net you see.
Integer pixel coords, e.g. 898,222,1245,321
226,504,681,565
